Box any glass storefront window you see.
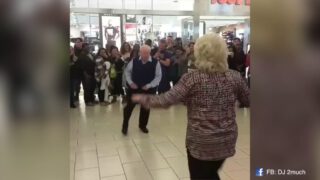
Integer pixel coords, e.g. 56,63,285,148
101,16,122,48
122,15,193,46
70,14,193,51
70,13,101,53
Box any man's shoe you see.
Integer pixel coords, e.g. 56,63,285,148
100,102,110,106
86,102,94,106
111,96,117,103
239,104,245,108
140,127,149,134
94,100,99,104
122,127,128,135
121,96,127,104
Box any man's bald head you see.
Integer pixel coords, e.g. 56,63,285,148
140,45,151,62
140,45,151,53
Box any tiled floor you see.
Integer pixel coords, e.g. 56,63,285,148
71,100,250,180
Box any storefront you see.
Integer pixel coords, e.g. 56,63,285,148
70,0,250,52
194,0,250,51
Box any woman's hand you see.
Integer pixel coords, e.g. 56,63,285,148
132,94,150,109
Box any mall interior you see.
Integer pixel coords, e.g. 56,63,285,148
70,0,250,180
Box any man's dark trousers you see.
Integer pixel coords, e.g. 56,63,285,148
122,88,156,130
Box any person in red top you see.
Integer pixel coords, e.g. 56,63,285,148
132,34,249,180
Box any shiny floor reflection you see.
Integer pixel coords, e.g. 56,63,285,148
71,100,250,180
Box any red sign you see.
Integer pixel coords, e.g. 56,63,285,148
211,0,250,6
125,23,137,29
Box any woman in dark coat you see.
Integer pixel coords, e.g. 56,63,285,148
108,46,124,103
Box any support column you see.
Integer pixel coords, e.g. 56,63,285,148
99,13,103,48
193,0,209,41
193,0,200,41
121,14,126,43
193,14,200,41
243,18,250,53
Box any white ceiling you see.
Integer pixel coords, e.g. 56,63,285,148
152,0,194,10
71,0,194,10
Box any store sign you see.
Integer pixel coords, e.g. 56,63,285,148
211,0,250,6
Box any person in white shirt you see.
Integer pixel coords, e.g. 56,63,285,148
95,48,111,105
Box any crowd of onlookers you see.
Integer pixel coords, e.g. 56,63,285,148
70,36,250,108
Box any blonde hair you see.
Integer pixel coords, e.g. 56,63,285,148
194,33,228,73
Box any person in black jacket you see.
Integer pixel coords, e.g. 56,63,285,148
74,38,83,57
228,38,247,108
228,38,246,77
108,46,124,103
73,38,83,102
70,46,77,108
153,39,172,94
70,44,83,107
78,43,96,106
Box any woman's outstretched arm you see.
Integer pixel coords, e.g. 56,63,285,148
133,73,194,108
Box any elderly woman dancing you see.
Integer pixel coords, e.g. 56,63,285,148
132,33,250,180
